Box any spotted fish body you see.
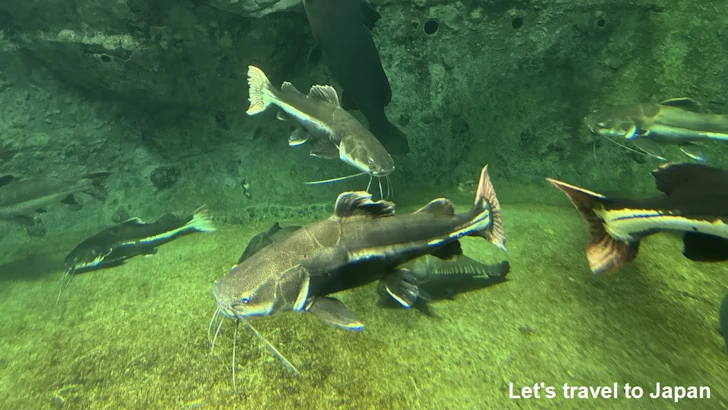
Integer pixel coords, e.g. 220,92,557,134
547,163,728,274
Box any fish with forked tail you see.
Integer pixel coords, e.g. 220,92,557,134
547,163,728,274
65,205,216,274
585,98,728,162
246,65,395,195
235,222,510,305
303,0,409,155
209,165,506,376
0,172,110,225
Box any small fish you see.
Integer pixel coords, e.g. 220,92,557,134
303,0,410,155
720,293,728,353
376,255,510,304
209,165,506,378
585,98,728,162
0,172,110,225
547,162,728,274
235,223,510,304
246,65,395,197
65,205,216,273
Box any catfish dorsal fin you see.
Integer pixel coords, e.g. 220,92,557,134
333,192,395,218
659,97,702,112
281,81,300,94
267,222,282,236
307,85,340,106
414,198,455,216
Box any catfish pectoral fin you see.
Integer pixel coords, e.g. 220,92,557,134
383,268,419,308
307,297,364,331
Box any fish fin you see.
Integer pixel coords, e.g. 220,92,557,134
280,81,300,94
276,111,289,121
187,205,216,232
246,66,276,115
651,162,719,194
34,208,47,214
429,255,510,279
359,0,381,30
682,232,728,262
0,175,16,186
415,198,455,216
289,128,310,146
659,97,702,112
267,222,282,236
546,178,639,274
631,139,666,160
61,194,79,206
383,268,419,308
333,191,395,218
306,297,364,331
310,140,340,159
468,165,506,251
678,143,706,162
83,172,111,200
307,85,340,106
429,240,463,260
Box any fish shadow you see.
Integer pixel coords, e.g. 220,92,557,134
0,252,64,281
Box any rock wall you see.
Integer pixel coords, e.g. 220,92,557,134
1,0,728,244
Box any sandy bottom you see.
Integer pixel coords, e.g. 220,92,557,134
0,202,726,409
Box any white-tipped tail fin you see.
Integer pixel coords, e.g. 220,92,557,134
247,66,275,115
471,165,506,251
187,205,217,233
546,178,638,274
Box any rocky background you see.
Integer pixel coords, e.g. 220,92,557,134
1,0,728,243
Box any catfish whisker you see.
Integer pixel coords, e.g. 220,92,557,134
242,320,301,377
365,176,372,193
378,177,383,200
55,268,74,306
304,172,366,185
386,176,393,201
232,319,239,393
602,135,662,160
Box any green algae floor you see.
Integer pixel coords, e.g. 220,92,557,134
1,202,727,410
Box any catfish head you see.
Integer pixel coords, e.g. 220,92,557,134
338,133,395,177
212,258,311,320
64,244,113,272
584,104,647,139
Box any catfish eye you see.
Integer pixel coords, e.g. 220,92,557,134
241,297,250,304
368,158,375,165
597,122,607,128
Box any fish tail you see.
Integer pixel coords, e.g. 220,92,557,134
546,178,639,274
83,171,111,200
246,66,276,115
185,205,217,233
469,165,506,251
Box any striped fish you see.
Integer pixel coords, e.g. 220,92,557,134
547,163,728,274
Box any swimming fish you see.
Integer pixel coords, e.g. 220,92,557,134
720,293,728,353
585,98,728,162
235,222,510,304
375,255,510,305
547,162,728,274
0,172,110,225
210,165,506,376
303,0,410,155
246,65,395,196
65,205,216,274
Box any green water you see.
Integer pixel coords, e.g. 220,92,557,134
1,201,726,409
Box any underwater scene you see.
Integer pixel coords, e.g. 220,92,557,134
1,0,727,409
